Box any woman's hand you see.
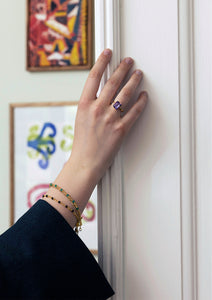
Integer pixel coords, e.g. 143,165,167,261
69,49,148,183
46,49,148,227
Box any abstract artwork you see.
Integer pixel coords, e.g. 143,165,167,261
27,0,93,71
10,102,98,256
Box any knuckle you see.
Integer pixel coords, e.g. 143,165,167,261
135,104,143,115
123,88,131,98
104,114,113,126
108,77,120,87
78,99,88,110
92,103,103,118
114,122,126,136
89,69,100,79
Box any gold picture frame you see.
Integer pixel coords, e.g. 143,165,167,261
26,0,93,71
10,102,98,257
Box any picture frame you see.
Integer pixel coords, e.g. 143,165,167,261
10,102,98,256
26,0,93,71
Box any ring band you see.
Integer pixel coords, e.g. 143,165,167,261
113,101,124,112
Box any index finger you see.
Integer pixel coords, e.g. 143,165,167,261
81,49,112,102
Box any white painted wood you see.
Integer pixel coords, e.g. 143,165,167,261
179,0,212,299
193,0,212,299
121,0,181,299
178,0,197,299
95,0,212,299
95,1,124,299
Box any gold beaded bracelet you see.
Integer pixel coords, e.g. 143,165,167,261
42,194,82,234
49,183,82,231
49,183,81,218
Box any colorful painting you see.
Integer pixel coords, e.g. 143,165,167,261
27,0,93,71
10,102,98,255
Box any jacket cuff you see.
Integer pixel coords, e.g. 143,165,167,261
0,200,114,299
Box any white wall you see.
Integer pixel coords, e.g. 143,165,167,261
0,0,89,234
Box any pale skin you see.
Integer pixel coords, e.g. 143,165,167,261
43,49,148,229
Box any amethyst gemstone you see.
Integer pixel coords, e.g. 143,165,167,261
113,101,122,110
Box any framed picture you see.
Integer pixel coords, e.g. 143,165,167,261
26,0,93,71
10,102,98,256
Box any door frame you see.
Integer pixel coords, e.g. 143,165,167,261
95,1,124,299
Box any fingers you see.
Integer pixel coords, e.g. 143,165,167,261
81,49,112,102
111,69,143,113
120,91,148,134
99,57,134,104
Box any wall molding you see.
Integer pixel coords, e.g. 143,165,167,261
179,0,212,299
178,0,197,299
94,1,124,299
193,0,212,299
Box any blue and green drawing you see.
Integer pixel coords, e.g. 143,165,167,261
60,125,74,152
27,123,74,170
27,122,56,169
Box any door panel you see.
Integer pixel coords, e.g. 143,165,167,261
121,1,181,299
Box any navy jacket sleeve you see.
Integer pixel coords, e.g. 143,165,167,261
0,200,114,300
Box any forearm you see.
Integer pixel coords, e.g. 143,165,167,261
43,157,98,228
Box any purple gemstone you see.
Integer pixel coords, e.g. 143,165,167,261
113,101,122,110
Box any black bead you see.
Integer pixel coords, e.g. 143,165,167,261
58,201,61,204
46,195,48,197
65,205,68,208
51,197,54,200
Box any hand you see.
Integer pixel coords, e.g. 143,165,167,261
46,49,148,227
69,49,148,183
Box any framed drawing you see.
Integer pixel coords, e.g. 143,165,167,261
26,0,93,71
10,102,98,256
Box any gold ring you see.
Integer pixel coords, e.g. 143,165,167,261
113,101,124,112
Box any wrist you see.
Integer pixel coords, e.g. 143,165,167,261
54,157,97,212
44,157,98,229
67,155,101,187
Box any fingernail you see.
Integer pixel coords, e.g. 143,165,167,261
141,91,148,100
135,69,143,76
125,57,134,64
104,49,112,56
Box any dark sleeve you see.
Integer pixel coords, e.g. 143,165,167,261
0,200,114,300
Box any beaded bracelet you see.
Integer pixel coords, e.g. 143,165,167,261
42,194,82,234
49,183,81,217
49,183,82,231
